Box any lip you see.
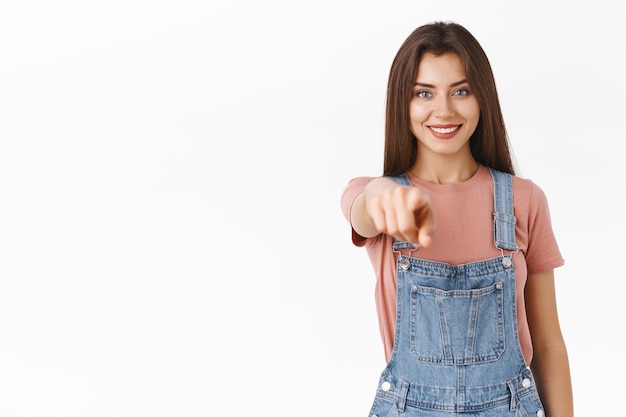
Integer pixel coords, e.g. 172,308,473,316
428,124,461,139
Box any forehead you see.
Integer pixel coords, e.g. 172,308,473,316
415,52,466,82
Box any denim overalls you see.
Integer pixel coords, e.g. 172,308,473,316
368,169,546,417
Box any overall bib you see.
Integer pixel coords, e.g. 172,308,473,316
368,169,546,417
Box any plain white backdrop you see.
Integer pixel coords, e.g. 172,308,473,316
0,0,623,415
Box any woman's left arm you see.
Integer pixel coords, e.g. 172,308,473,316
525,269,574,417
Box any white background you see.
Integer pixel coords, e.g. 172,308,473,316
1,1,623,415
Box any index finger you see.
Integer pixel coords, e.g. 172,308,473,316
410,192,435,248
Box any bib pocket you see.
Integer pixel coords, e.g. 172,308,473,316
410,282,505,365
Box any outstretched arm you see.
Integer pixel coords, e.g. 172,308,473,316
525,270,574,417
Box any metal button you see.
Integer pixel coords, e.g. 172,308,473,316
381,381,391,391
502,257,512,268
399,258,411,270
411,285,418,291
521,378,531,388
495,282,502,289
536,410,545,417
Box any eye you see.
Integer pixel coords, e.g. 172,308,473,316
453,88,470,96
415,90,432,98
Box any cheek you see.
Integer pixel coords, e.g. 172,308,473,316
469,99,481,122
409,103,429,125
459,100,480,126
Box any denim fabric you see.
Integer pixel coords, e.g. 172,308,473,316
369,169,545,416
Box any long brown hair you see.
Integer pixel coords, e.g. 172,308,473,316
383,21,515,176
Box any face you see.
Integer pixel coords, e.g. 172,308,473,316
409,52,480,162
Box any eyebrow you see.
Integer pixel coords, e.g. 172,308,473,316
414,79,468,88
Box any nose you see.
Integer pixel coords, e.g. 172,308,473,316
434,96,455,118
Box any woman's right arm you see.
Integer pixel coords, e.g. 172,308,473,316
350,177,435,248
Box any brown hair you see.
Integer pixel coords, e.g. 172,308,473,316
383,21,515,176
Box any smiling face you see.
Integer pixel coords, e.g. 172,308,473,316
410,52,480,165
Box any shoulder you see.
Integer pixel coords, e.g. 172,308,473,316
340,176,376,221
340,176,376,205
511,175,551,210
343,176,375,189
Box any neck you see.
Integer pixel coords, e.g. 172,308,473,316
411,154,479,185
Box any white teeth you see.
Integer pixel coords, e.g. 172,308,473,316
430,126,459,134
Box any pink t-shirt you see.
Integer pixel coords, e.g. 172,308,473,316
340,165,564,365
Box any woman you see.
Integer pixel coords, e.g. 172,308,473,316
341,22,573,416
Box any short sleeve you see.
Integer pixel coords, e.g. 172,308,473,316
524,183,565,275
340,177,374,247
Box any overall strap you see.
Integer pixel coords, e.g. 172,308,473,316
489,168,518,252
386,173,411,187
